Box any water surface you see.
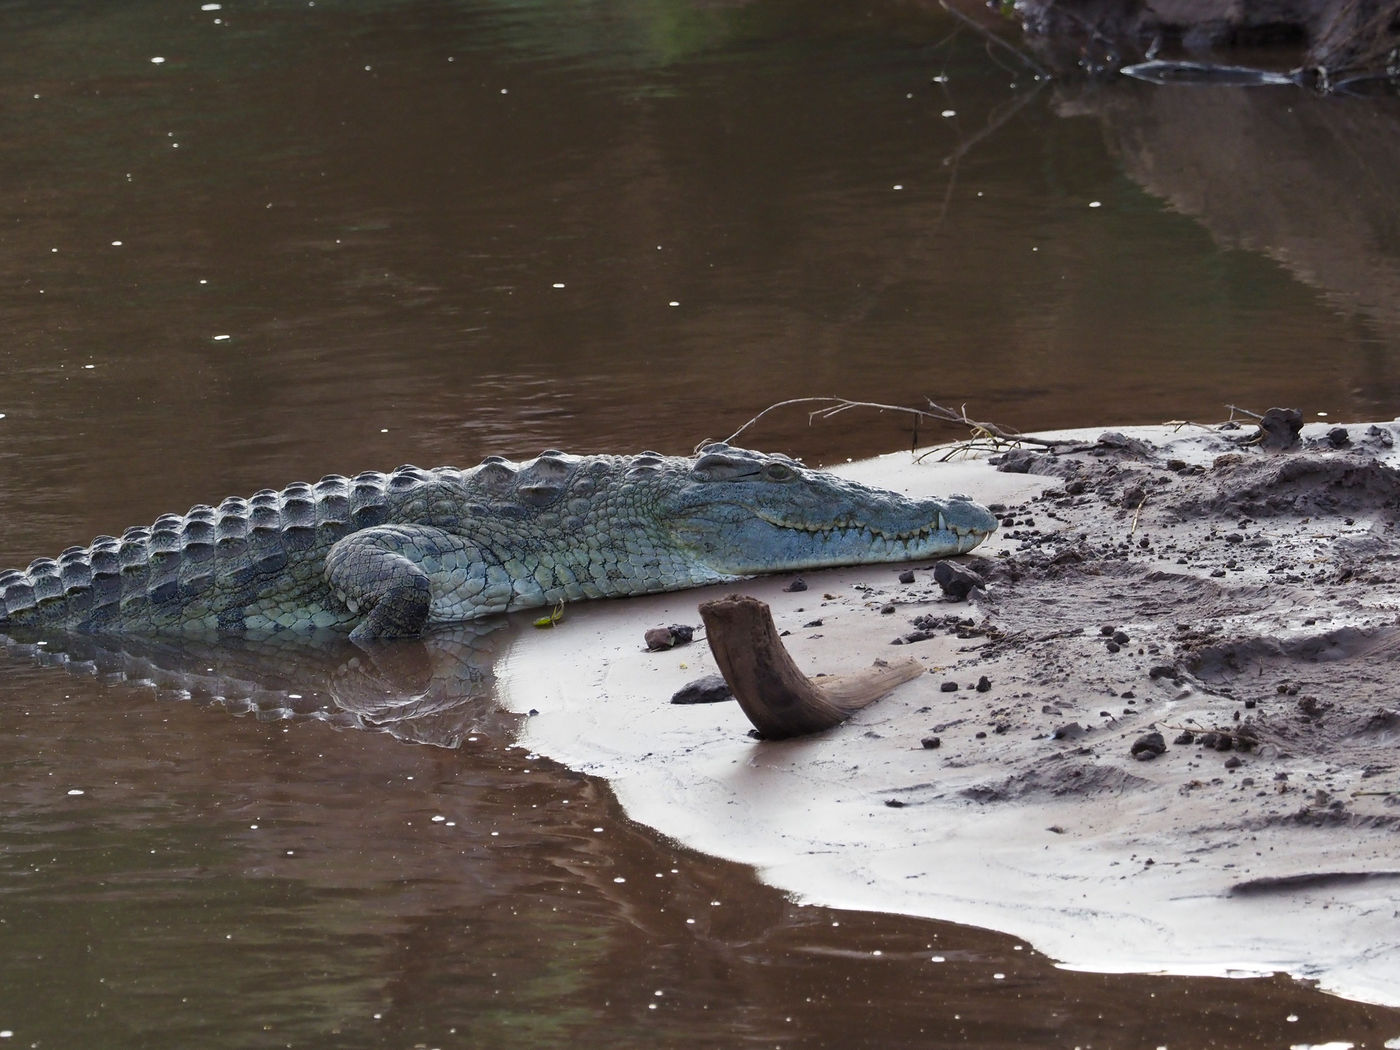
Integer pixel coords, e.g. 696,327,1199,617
3,1,1400,1045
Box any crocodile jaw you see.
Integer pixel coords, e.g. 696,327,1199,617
671,497,996,577
755,505,994,558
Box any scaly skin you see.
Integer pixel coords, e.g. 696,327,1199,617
0,443,997,640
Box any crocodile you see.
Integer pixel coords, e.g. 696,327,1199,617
0,443,997,641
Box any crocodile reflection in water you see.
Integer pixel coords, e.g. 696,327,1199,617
0,622,518,748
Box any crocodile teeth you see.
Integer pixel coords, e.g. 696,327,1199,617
777,514,961,542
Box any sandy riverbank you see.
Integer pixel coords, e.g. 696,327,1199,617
496,420,1400,1008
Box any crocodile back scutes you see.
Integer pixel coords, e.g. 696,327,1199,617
0,463,460,631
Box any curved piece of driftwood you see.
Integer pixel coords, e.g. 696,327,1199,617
698,593,924,740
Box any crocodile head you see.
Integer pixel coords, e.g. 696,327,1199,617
657,443,997,576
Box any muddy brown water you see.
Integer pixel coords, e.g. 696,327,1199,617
3,2,1400,1046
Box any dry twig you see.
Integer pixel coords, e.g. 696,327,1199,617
720,396,1068,458
937,0,1050,79
1128,493,1148,537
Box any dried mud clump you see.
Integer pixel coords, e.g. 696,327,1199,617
1185,456,1400,519
962,759,1149,802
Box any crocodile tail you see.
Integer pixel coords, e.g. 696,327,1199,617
0,567,36,625
1,547,114,628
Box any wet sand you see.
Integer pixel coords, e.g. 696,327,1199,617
500,419,1400,1008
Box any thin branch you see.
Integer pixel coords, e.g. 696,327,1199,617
1224,404,1265,421
1128,493,1148,537
722,397,1290,462
914,400,1068,458
721,397,1069,455
938,0,1050,79
941,81,1046,170
718,397,895,448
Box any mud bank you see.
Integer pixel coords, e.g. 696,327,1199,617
498,420,1400,1008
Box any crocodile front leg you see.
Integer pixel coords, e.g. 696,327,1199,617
325,524,480,641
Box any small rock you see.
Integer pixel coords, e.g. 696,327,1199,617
1298,695,1330,718
898,569,916,584
669,675,734,705
645,624,695,651
934,560,985,601
884,798,906,808
1111,630,1130,644
1224,755,1243,770
1173,731,1195,745
1326,426,1351,448
1053,722,1086,740
921,736,941,749
975,675,992,693
940,681,959,693
1130,731,1167,760
1365,424,1395,448
783,577,808,592
1097,431,1155,456
995,449,1038,473
1258,407,1303,450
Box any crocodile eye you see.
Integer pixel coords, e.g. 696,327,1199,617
763,462,795,482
